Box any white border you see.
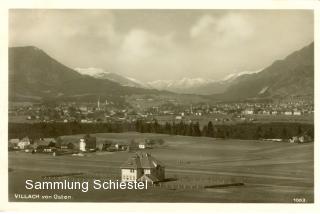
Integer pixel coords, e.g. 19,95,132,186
0,0,319,213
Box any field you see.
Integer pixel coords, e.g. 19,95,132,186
9,132,313,203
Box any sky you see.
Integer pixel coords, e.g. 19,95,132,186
9,9,314,82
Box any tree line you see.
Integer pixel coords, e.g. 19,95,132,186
8,120,313,140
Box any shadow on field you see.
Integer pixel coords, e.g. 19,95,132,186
161,178,178,183
204,182,245,188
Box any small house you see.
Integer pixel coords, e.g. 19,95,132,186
138,142,146,149
33,138,56,153
289,136,300,143
243,109,254,115
18,137,31,150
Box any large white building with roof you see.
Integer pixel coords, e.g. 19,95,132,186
120,153,165,184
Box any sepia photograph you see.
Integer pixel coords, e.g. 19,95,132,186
7,8,314,204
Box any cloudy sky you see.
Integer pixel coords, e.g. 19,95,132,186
9,10,313,82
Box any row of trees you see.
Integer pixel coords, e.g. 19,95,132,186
135,120,313,139
9,120,314,140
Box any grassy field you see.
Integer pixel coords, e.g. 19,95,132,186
8,132,313,203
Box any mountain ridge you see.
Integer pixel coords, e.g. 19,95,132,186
9,42,314,102
9,46,170,102
215,42,314,101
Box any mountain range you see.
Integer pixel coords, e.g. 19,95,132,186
145,70,262,95
8,46,168,102
9,42,314,102
217,42,314,101
74,68,262,95
74,67,146,88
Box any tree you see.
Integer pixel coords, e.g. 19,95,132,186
281,128,288,139
255,126,263,139
207,121,214,137
202,125,208,137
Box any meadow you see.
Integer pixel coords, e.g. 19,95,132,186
9,132,313,202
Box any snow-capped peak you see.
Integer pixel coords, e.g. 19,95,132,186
74,67,149,88
222,69,263,82
126,77,146,85
74,67,110,76
148,77,215,90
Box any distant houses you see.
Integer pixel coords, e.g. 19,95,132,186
32,138,57,153
120,153,165,184
8,136,164,153
289,134,312,143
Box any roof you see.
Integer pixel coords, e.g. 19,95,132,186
121,153,165,169
43,138,56,143
137,174,159,183
9,139,19,144
33,139,50,146
20,137,30,142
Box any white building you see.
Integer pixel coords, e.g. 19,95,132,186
79,139,86,152
284,111,293,116
121,153,165,184
293,111,302,116
18,137,31,149
244,109,254,115
138,143,146,149
175,116,182,120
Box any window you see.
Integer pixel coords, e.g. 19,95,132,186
130,169,134,173
144,169,150,174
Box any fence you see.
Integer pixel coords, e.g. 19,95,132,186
41,172,245,190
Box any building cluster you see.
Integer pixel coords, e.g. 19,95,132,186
8,135,156,154
9,102,141,123
9,98,313,125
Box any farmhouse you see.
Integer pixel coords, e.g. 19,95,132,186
9,139,20,150
18,137,31,149
121,153,165,184
33,138,57,153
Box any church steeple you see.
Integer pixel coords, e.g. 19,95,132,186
97,96,100,110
